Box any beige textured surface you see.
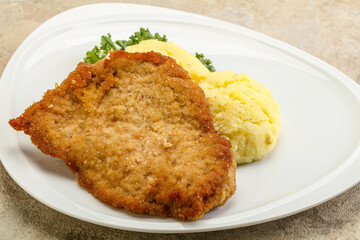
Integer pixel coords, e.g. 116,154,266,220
1,0,360,239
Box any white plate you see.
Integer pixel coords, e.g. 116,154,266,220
1,3,360,233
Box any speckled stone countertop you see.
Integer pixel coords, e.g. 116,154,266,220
1,0,360,239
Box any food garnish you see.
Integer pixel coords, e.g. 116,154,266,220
84,28,216,72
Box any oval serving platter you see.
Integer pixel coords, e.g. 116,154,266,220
1,3,360,233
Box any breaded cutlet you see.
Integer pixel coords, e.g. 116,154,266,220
9,51,236,219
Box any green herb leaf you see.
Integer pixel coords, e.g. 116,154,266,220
83,46,103,64
84,34,117,64
195,52,216,72
83,28,216,73
84,28,167,63
100,33,118,52
115,27,167,50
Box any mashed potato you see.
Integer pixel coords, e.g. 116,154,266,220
126,40,280,164
126,40,209,82
198,72,280,164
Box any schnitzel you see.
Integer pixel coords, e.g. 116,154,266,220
9,51,236,219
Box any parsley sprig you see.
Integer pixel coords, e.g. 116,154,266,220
115,28,167,50
195,53,216,72
83,28,216,72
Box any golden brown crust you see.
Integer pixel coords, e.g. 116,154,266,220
9,50,236,219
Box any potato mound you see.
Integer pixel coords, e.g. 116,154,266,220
126,40,280,164
126,40,209,82
198,71,280,164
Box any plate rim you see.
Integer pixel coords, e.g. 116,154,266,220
1,3,360,233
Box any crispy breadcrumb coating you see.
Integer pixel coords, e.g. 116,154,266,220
9,51,236,219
